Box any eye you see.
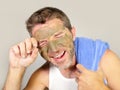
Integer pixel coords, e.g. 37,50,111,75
54,32,65,38
38,40,48,47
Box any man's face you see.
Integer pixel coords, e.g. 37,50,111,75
32,19,75,69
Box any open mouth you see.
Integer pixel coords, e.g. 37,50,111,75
50,51,66,61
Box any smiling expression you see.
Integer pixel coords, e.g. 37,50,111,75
32,19,75,69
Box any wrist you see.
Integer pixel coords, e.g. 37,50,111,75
8,65,26,79
9,66,26,74
9,62,26,70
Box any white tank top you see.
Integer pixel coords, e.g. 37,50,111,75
49,64,78,90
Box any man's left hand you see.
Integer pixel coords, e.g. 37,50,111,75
75,64,110,90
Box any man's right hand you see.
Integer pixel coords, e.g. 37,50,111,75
9,38,38,69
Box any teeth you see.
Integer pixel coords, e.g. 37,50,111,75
54,51,64,59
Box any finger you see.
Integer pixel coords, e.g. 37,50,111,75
19,42,26,58
76,64,87,73
11,45,20,56
31,38,38,48
75,70,84,81
75,70,81,77
25,38,32,53
31,47,38,59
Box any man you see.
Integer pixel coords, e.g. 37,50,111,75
3,7,120,90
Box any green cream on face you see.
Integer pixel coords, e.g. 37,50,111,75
33,19,75,65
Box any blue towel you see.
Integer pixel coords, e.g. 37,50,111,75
74,37,109,71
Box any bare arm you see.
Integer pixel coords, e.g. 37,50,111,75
100,49,120,90
3,67,25,90
3,38,38,90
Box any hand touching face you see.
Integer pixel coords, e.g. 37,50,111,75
9,38,38,68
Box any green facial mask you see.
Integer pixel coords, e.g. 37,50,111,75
33,19,75,62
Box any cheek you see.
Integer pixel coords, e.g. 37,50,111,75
39,47,49,60
61,35,75,54
58,34,73,47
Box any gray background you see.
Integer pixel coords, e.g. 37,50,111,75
0,0,120,89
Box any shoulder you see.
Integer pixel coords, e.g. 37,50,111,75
24,62,50,90
99,49,120,90
100,49,120,69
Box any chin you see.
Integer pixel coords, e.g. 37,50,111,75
58,59,73,70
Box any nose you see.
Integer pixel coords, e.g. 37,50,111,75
48,41,58,53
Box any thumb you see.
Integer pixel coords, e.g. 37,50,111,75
76,64,88,73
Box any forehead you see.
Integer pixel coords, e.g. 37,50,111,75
32,19,65,39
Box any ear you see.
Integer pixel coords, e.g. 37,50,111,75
71,26,76,40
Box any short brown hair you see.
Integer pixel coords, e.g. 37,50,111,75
26,7,72,36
